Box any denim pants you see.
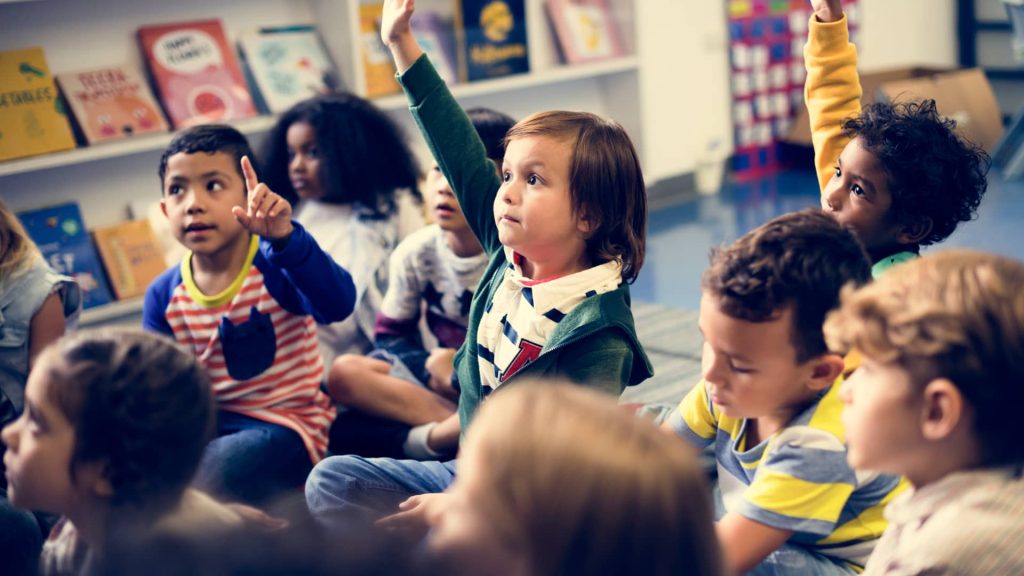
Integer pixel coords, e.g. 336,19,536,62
194,411,312,506
305,455,457,534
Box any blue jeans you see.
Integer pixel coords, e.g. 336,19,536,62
305,455,456,534
194,411,312,506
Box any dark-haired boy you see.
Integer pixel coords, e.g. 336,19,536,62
143,125,356,505
665,209,906,575
806,0,989,276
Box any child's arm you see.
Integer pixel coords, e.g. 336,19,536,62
236,157,357,324
142,269,176,336
661,380,719,450
718,514,794,574
805,0,862,195
382,0,504,255
28,293,65,369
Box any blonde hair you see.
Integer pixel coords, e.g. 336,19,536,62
0,199,41,282
465,380,723,576
824,249,1024,466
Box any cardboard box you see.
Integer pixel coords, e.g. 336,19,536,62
786,67,1004,152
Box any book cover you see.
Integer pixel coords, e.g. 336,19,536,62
456,0,529,81
237,26,339,114
137,19,257,129
0,47,76,162
91,219,168,300
16,203,113,310
545,0,624,65
412,11,460,85
358,3,402,98
55,64,169,145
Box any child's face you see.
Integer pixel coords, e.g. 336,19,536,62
839,356,925,474
2,358,80,515
426,164,471,234
160,151,249,258
285,121,324,201
823,137,904,256
495,135,588,273
427,441,523,574
698,293,823,424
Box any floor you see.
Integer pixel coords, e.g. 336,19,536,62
632,167,1024,311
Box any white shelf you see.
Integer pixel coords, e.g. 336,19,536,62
0,56,639,179
80,297,145,327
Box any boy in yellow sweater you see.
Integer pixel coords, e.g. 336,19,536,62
805,0,990,276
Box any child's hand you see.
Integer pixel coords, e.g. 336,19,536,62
375,493,450,541
233,156,294,241
810,0,843,22
381,0,424,72
425,347,458,401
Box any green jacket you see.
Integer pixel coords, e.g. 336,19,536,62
397,55,653,431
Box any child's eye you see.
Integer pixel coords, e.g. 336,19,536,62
306,146,319,160
851,184,865,198
207,181,225,192
526,174,539,185
502,171,512,182
167,184,183,196
833,165,841,178
730,363,755,375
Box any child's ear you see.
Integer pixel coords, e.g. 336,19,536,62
76,460,115,499
160,198,168,219
576,212,595,236
807,353,845,391
896,217,933,245
920,378,966,442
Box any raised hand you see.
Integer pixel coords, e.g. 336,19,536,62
381,0,424,73
232,156,294,241
810,0,844,22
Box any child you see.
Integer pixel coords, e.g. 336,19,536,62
1,329,242,576
261,93,424,367
144,125,356,505
0,199,81,576
327,107,515,459
824,250,1024,575
420,379,723,576
806,0,989,276
305,0,652,531
665,209,905,575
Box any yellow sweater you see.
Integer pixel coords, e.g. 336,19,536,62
804,15,862,196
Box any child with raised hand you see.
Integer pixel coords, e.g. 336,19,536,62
1,329,243,576
824,250,1024,575
144,125,356,506
664,209,906,575
305,0,652,531
327,107,515,459
425,379,722,576
806,0,989,276
261,94,424,367
0,199,81,576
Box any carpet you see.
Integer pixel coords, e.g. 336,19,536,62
619,300,703,408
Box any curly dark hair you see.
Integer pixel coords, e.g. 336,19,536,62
45,330,215,517
842,100,990,246
703,209,872,362
158,124,257,195
260,93,421,214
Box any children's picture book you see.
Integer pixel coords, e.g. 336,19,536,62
358,3,402,97
137,19,257,129
412,11,460,85
237,25,339,114
545,0,624,65
456,0,530,81
17,203,113,310
55,64,169,145
92,219,168,300
0,47,76,162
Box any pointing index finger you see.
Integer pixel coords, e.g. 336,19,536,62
241,156,259,195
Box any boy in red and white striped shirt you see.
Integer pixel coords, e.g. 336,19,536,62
143,125,355,505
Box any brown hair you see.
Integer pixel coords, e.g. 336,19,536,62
824,250,1024,467
0,199,41,282
505,111,647,282
465,380,723,576
44,329,216,516
703,209,871,362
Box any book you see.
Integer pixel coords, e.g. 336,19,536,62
0,47,76,162
358,3,402,98
456,0,530,81
237,25,339,114
92,219,168,300
55,64,169,145
545,0,624,65
16,203,113,310
412,11,460,85
137,19,257,129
